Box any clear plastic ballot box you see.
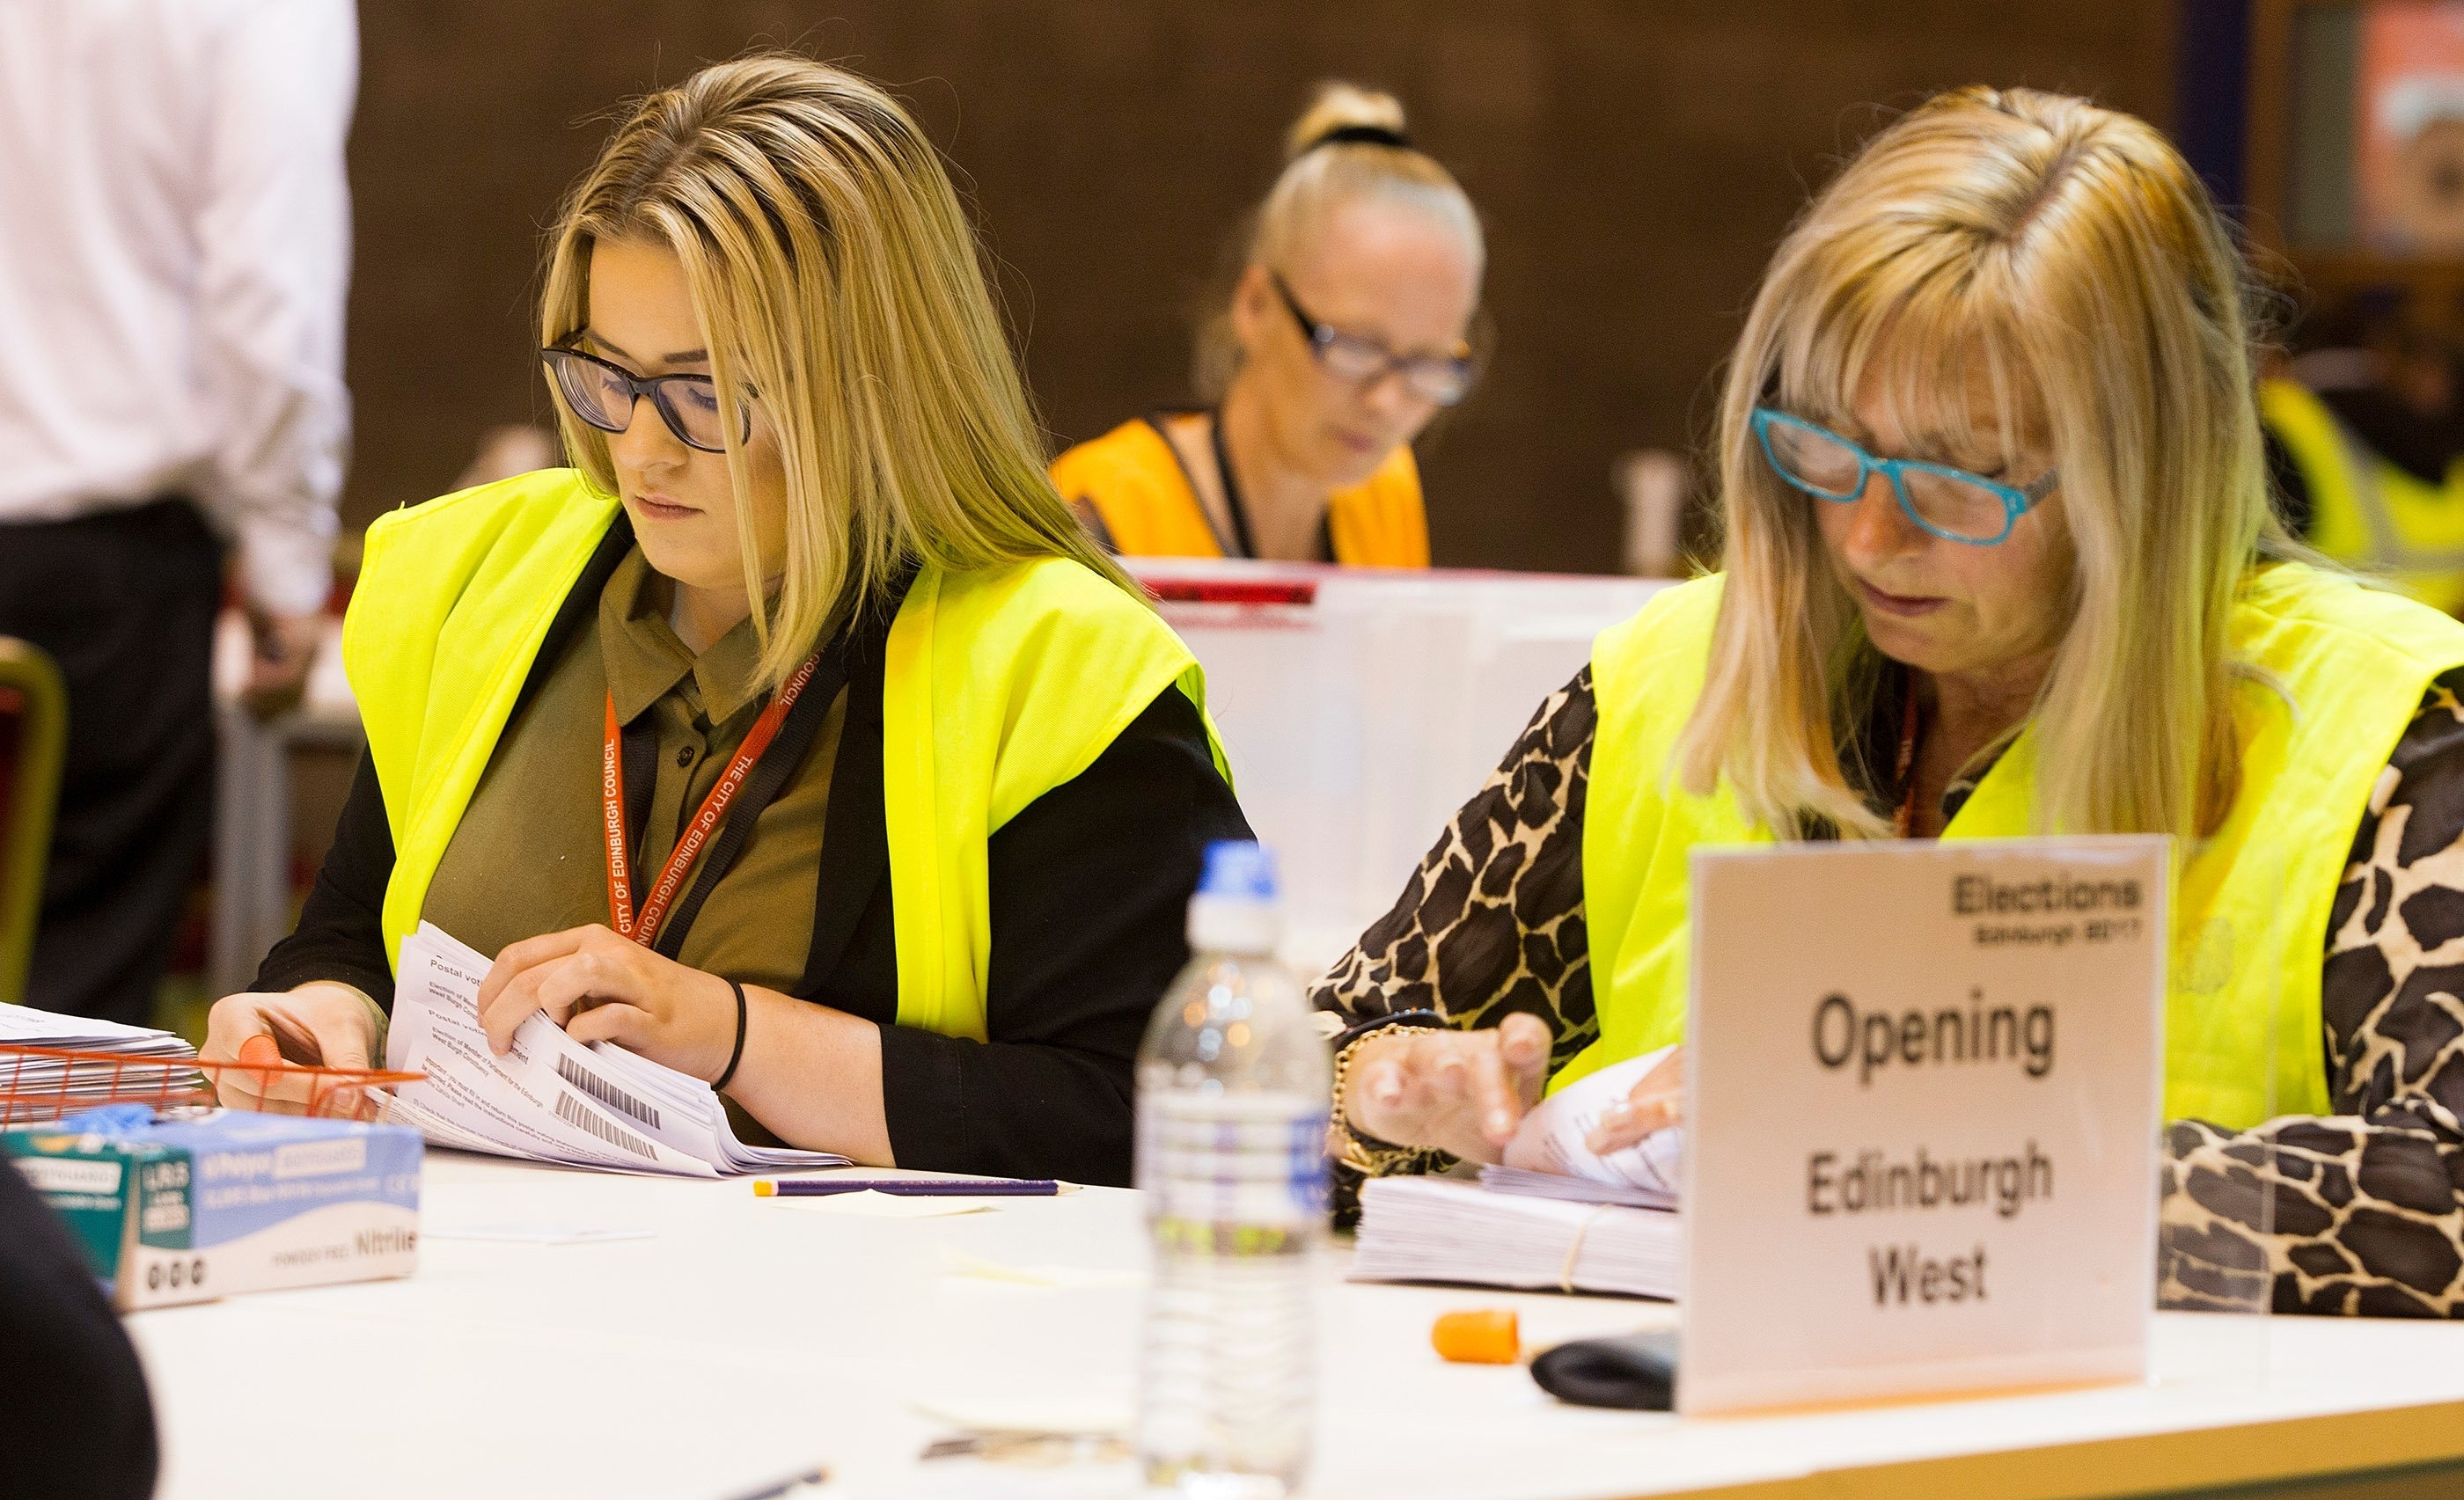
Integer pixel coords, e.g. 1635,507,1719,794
1128,558,1666,975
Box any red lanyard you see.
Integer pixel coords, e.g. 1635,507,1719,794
1891,688,1922,840
602,650,822,948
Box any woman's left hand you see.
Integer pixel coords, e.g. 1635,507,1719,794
1584,1044,1686,1155
475,925,738,1082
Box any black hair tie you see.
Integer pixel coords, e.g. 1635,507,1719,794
1311,123,1412,152
713,979,749,1092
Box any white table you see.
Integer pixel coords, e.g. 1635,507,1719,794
126,1153,2464,1500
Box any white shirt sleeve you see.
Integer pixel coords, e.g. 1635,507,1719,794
194,0,358,617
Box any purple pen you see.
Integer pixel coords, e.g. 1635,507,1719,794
752,1177,1070,1197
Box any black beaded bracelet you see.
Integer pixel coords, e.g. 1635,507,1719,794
713,979,749,1092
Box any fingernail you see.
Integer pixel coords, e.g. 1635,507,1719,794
1490,1109,1514,1136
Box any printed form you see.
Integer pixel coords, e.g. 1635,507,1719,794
382,922,847,1177
1490,1044,1685,1208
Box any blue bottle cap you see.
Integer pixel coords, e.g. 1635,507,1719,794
1199,840,1279,903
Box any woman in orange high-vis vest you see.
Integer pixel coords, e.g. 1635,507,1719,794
1052,84,1482,567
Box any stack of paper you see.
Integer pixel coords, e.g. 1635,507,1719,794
0,1004,201,1121
1348,1176,1682,1299
1347,1047,1685,1297
382,923,848,1177
1478,1164,1675,1211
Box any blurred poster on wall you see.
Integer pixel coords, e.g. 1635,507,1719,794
2361,1,2464,253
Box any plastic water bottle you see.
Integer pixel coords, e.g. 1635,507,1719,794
1136,841,1333,1498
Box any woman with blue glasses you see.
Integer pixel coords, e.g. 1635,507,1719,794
1313,86,2464,1318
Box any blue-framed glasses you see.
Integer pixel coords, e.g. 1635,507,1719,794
1750,406,2057,546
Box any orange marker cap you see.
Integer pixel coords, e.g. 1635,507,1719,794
1431,1309,1521,1365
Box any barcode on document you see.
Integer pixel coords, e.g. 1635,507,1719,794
554,1089,657,1160
556,1054,662,1130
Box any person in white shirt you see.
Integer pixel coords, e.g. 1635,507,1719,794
0,0,356,1024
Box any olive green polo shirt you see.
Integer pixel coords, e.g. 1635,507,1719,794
422,545,844,990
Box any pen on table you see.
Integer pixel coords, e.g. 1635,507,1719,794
721,1464,828,1499
752,1178,1078,1197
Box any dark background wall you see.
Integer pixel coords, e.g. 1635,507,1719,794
345,1,2176,574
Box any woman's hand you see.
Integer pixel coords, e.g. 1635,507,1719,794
201,983,381,1112
475,925,738,1083
1343,1013,1552,1165
1584,1044,1686,1155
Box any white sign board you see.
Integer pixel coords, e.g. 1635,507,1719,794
1679,837,2167,1416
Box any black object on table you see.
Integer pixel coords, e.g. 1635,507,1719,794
1529,1328,1680,1411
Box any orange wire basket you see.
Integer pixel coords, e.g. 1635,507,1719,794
0,1043,425,1126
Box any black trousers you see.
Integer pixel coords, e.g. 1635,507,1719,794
0,500,221,1025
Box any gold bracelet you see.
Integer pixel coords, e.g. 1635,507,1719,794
1326,1031,1393,1175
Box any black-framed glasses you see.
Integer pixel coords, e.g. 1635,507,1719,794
540,346,748,454
1271,274,1477,406
1751,407,2058,547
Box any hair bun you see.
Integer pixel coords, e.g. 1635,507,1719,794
1285,81,1411,162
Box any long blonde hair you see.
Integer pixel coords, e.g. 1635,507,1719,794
541,55,1136,693
1676,86,2290,841
1194,82,1484,399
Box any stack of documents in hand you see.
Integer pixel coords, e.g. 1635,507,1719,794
1348,1048,1683,1299
0,1004,201,1120
382,923,847,1177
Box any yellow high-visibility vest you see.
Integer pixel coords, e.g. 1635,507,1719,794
2262,377,2464,616
1570,563,2464,1127
341,468,1223,1043
1051,415,1430,567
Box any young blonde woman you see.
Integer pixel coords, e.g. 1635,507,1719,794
197,56,1249,1184
1050,84,1482,566
1318,86,2464,1318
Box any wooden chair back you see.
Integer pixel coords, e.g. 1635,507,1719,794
0,638,68,1009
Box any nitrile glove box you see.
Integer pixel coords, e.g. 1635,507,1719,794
3,1106,421,1309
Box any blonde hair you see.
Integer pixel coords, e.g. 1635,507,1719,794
1195,82,1484,399
1676,86,2292,841
541,55,1136,694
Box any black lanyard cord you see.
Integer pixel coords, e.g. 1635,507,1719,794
1208,410,1338,564
1208,411,1260,560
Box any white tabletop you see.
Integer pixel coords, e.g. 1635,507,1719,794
128,1152,2464,1500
